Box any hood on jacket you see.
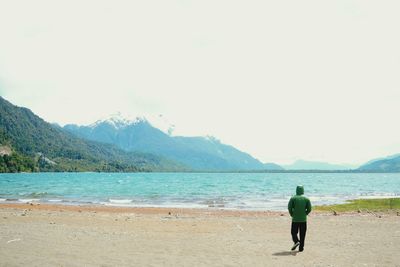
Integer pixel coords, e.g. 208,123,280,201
296,185,304,195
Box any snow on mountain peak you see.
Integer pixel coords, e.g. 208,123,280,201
90,112,131,129
89,112,175,134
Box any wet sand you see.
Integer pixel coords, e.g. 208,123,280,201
1,203,399,266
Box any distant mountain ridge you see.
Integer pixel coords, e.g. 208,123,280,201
4,96,399,173
358,154,400,172
64,115,282,171
284,160,357,170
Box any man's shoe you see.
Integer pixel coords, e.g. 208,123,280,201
291,242,300,251
299,247,304,252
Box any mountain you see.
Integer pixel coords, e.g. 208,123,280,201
358,154,400,172
263,163,284,170
64,115,280,171
0,96,186,172
284,160,356,170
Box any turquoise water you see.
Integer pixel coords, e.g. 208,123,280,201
1,172,400,211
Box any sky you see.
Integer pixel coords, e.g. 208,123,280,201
1,0,400,166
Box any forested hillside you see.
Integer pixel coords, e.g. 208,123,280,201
0,97,186,172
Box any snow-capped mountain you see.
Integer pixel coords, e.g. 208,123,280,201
63,114,282,171
88,112,175,135
89,112,140,129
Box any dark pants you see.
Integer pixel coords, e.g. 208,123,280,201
291,222,307,249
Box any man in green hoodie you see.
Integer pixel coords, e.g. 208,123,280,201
288,185,312,252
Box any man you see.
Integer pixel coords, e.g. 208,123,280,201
288,185,312,252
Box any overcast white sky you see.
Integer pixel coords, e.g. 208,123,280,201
1,0,400,165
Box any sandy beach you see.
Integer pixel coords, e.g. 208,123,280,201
1,203,399,267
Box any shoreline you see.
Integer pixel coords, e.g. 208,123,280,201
2,195,400,214
2,201,399,217
0,202,284,217
3,170,400,173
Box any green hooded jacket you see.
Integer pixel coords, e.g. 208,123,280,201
288,185,312,222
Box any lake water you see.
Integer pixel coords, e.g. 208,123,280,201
1,172,400,211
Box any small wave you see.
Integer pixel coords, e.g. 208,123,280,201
309,196,341,202
108,199,133,204
0,198,6,202
201,198,226,208
358,194,400,199
47,199,63,202
18,198,39,203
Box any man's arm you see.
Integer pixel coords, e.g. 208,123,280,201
306,198,312,215
288,198,294,217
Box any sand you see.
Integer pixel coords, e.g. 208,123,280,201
1,203,399,267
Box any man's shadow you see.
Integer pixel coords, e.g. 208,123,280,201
272,251,299,256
